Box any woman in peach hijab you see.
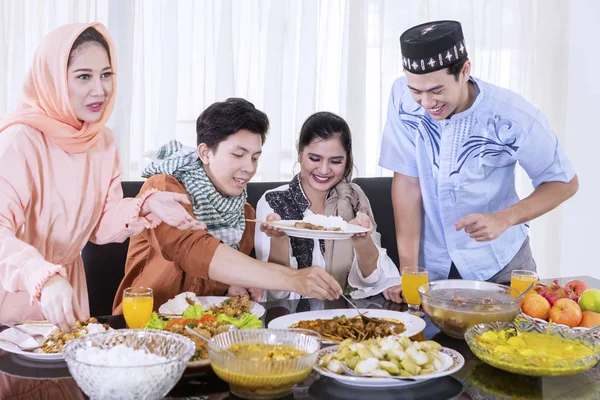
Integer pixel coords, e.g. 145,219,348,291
0,22,204,333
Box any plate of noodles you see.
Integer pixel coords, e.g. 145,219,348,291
268,309,426,343
259,215,369,240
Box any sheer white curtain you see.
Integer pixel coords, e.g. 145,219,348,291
0,0,578,278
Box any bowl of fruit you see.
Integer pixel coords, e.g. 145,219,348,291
520,279,600,335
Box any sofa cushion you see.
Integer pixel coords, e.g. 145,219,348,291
351,177,398,267
246,181,284,209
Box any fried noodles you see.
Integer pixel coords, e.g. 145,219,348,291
290,315,405,342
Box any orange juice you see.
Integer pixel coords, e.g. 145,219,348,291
402,272,429,306
123,296,153,328
510,275,538,296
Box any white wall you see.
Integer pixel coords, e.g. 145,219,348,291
560,0,600,279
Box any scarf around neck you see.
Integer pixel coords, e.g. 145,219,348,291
141,140,246,248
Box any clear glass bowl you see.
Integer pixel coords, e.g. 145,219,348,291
418,280,522,339
63,329,195,400
464,363,544,400
465,320,600,376
208,329,321,400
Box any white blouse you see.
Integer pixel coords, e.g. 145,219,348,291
254,184,401,301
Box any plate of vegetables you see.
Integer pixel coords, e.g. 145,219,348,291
315,336,464,387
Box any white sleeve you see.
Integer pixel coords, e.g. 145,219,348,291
348,229,401,299
255,193,298,301
254,195,273,263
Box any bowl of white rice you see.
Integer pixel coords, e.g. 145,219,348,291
63,329,195,400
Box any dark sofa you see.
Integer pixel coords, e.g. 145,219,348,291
82,177,398,316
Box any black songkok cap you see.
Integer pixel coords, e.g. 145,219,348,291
400,20,468,74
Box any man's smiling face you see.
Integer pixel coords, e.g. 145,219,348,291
405,60,471,120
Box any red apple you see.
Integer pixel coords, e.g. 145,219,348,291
565,280,589,302
549,298,583,328
522,293,551,320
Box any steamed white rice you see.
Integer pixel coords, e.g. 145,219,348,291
158,291,197,315
76,344,168,367
74,344,172,398
302,214,348,230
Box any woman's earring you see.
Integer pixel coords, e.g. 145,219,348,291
292,161,300,177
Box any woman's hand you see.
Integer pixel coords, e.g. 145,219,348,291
142,192,206,230
349,212,373,239
260,213,287,238
40,275,82,332
382,285,404,304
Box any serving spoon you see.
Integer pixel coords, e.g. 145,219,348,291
514,283,536,302
0,338,40,352
340,364,416,381
569,324,600,339
1,322,45,342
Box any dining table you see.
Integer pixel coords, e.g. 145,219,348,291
2,276,600,400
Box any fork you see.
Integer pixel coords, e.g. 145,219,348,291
339,294,405,335
340,364,416,381
0,338,40,352
339,293,378,323
1,322,45,342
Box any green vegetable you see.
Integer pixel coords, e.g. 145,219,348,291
216,313,262,329
144,312,167,330
182,304,205,319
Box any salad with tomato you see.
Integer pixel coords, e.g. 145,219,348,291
144,299,262,362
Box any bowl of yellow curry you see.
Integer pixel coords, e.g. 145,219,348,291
208,329,321,399
465,320,600,376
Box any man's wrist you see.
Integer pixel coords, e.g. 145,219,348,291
279,265,298,293
496,209,517,229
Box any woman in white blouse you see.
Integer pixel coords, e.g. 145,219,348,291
255,112,401,302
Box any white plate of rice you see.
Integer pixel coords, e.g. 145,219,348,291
267,215,369,240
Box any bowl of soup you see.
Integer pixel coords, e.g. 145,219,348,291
208,329,321,399
418,280,522,339
465,319,600,376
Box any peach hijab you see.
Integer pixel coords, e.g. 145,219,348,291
0,22,117,153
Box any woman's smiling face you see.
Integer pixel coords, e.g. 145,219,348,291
299,135,347,194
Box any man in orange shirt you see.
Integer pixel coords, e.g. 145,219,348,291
113,98,341,313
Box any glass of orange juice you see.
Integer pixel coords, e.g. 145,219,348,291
122,287,154,329
401,267,428,316
510,270,538,296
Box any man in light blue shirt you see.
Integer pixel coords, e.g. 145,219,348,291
379,21,578,301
